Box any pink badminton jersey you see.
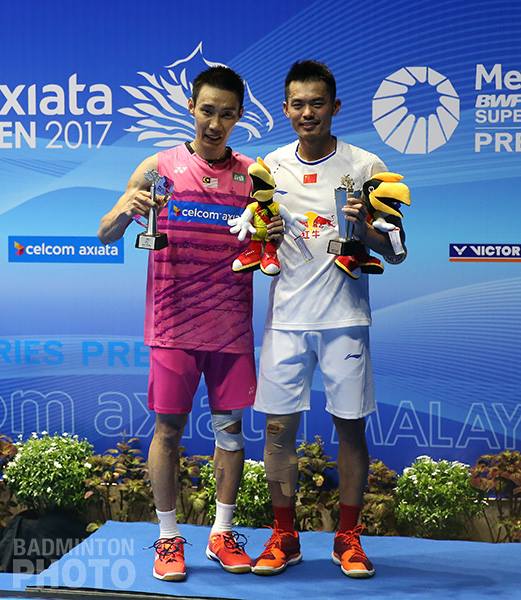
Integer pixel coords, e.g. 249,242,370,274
144,143,254,354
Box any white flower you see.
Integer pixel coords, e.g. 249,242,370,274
53,461,62,469
85,462,92,469
41,431,48,436
31,432,38,438
47,487,52,493
62,432,69,437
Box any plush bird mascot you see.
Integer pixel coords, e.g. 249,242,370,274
228,157,306,276
335,172,411,279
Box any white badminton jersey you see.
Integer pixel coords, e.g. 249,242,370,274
264,139,387,331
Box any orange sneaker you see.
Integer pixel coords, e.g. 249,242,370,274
206,530,252,573
151,536,187,581
332,525,375,578
251,525,301,576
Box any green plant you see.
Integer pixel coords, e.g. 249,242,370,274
0,434,19,526
361,459,399,536
194,459,272,527
84,438,154,531
4,432,93,513
470,450,521,542
0,434,17,473
296,436,337,531
395,456,486,539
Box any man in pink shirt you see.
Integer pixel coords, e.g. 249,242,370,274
98,66,282,581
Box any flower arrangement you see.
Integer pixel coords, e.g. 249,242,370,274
3,432,93,513
395,456,487,539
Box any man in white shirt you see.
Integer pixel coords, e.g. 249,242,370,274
251,60,406,578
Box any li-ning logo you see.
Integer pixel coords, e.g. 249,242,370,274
372,67,460,154
344,353,362,361
119,42,274,147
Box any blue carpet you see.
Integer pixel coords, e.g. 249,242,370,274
1,521,520,599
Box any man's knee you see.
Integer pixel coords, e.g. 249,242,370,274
211,410,244,452
153,413,187,446
334,416,366,443
264,414,300,497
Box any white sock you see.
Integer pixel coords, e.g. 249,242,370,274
211,500,236,534
156,508,181,539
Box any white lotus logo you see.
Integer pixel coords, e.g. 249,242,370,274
119,42,274,147
372,67,460,154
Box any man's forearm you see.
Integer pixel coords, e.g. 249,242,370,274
98,210,132,245
360,224,397,256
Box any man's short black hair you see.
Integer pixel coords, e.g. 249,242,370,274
284,60,336,102
192,66,245,108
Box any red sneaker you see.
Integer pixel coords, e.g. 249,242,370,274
251,525,301,576
332,525,375,578
151,536,187,581
206,530,252,573
334,255,360,279
232,240,262,272
358,254,384,274
260,242,281,276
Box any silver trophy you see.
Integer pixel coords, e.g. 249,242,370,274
327,174,364,256
135,170,170,251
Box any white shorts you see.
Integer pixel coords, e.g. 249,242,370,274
254,327,375,419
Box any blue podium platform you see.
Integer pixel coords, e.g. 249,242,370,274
0,521,520,599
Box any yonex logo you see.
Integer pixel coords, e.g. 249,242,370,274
344,353,362,360
372,67,460,154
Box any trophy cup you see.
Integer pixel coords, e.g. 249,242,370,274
135,170,170,251
327,174,364,256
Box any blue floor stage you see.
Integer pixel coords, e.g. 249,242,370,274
1,521,520,599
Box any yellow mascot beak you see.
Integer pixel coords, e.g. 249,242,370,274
364,172,411,218
248,157,276,202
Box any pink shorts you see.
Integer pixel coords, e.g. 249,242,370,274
148,347,256,414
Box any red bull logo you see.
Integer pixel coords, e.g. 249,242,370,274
302,212,335,239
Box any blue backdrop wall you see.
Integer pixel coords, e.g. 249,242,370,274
1,0,520,471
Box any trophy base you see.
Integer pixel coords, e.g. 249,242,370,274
135,232,168,251
327,239,364,256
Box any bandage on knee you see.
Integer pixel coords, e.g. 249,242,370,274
264,414,300,497
211,409,244,452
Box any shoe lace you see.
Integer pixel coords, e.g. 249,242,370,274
336,524,366,560
261,521,293,554
149,536,188,563
221,530,248,554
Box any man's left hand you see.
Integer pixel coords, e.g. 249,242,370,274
342,197,368,240
266,214,284,247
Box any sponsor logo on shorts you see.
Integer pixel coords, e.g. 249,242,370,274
449,243,521,262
